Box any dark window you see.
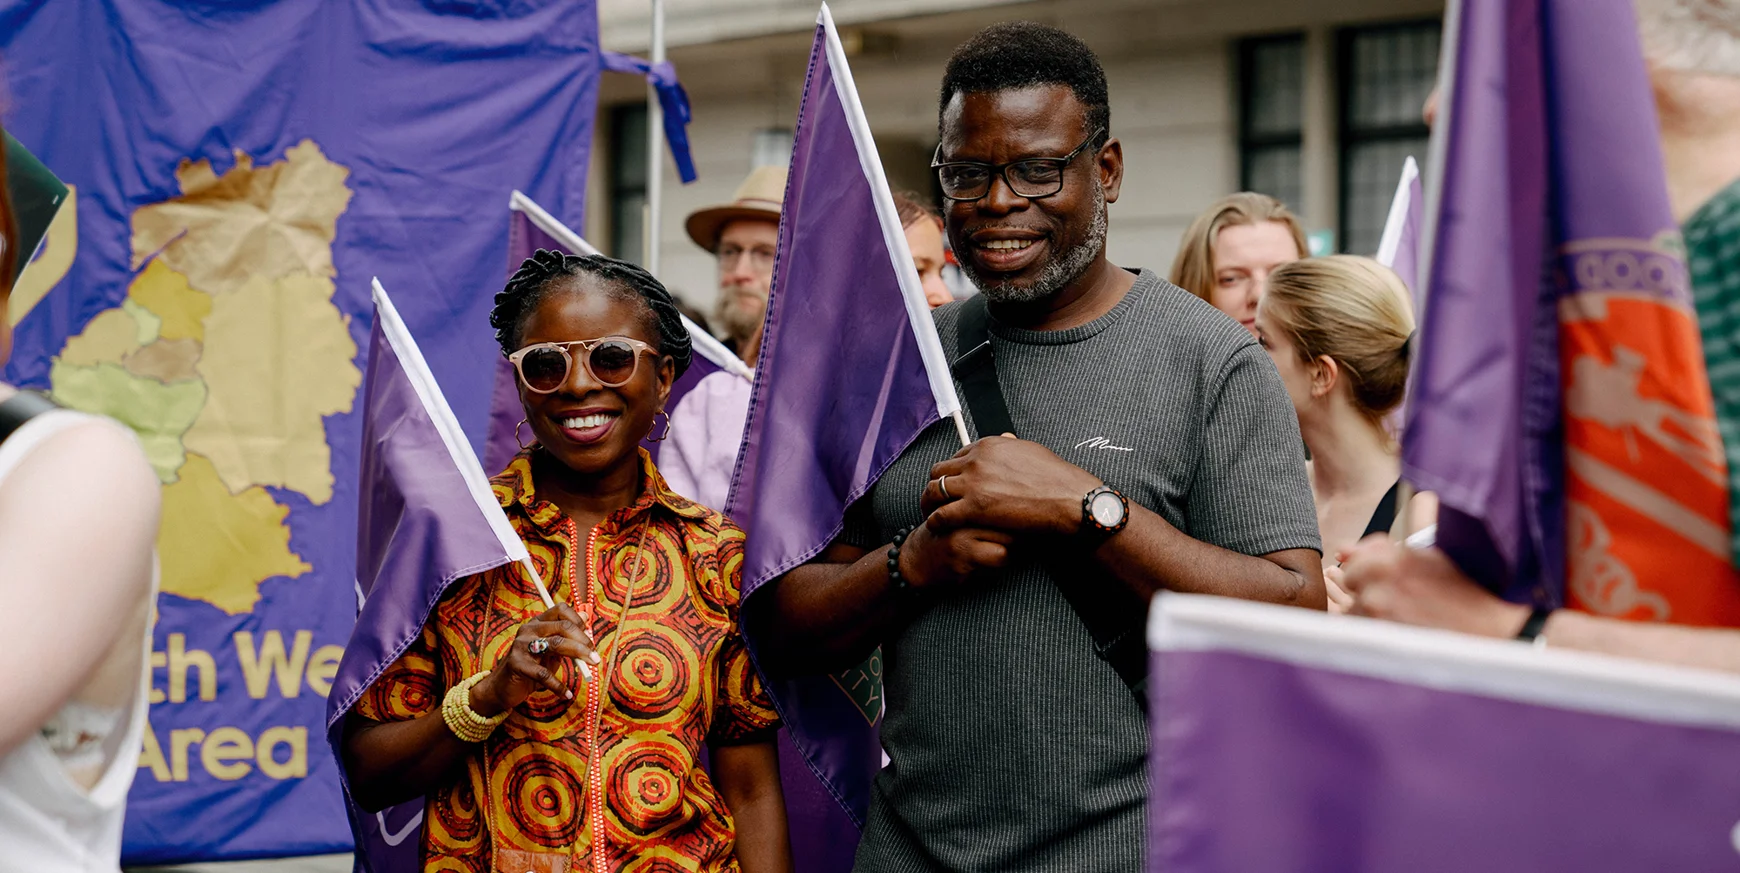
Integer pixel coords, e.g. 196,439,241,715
608,103,648,262
1338,22,1439,256
1238,35,1306,214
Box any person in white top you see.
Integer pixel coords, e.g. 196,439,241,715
0,125,162,872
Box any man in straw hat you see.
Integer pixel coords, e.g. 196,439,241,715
685,165,786,365
662,167,785,511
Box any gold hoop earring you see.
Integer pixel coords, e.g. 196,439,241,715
647,410,671,443
515,418,538,451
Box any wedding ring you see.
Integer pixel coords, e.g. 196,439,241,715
939,475,951,500
527,637,551,655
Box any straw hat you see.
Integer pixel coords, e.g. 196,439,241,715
684,166,787,253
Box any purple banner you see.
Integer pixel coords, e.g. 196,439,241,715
1148,594,1740,872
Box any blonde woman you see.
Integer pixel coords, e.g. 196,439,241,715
1169,192,1308,336
1254,255,1431,610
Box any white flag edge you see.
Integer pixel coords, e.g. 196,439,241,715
1149,591,1740,732
818,3,964,422
1374,156,1420,268
508,190,753,383
371,277,530,564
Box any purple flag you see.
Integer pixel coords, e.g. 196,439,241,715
484,191,748,476
328,279,541,872
1404,0,1696,600
1375,155,1423,311
1147,593,1740,871
725,0,966,850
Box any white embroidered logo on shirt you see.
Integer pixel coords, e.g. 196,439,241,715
1075,437,1134,452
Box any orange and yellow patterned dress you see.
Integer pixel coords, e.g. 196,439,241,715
353,449,780,873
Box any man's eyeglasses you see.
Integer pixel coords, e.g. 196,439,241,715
718,244,776,272
930,128,1105,202
508,337,658,393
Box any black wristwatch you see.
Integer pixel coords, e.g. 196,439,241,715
1081,485,1129,534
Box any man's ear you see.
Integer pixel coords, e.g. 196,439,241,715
1098,137,1124,205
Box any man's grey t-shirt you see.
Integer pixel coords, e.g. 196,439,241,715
842,269,1320,872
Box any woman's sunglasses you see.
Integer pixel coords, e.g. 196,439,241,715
508,337,658,393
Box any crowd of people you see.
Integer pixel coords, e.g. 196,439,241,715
2,1,1739,871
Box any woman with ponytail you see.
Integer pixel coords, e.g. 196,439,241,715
1254,255,1431,611
342,251,792,872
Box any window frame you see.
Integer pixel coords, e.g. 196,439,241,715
1335,19,1439,255
607,102,649,262
1236,32,1306,210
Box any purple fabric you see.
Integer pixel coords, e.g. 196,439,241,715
485,209,725,477
602,50,697,184
328,313,521,872
726,19,942,850
1148,648,1740,871
1405,0,1672,598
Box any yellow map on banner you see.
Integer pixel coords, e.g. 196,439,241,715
49,140,362,614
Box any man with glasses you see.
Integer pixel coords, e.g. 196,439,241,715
684,166,786,365
749,22,1324,871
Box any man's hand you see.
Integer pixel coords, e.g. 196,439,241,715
899,523,1017,590
1338,536,1527,639
921,435,1102,537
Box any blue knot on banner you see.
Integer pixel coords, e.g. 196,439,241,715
603,50,697,184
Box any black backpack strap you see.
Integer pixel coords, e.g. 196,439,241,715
0,390,58,445
948,295,1013,437
949,295,1148,707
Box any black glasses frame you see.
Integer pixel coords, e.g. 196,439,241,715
930,127,1106,202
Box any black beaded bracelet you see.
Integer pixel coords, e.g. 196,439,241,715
887,526,914,593
1516,606,1554,645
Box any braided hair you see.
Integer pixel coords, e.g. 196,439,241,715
490,249,693,378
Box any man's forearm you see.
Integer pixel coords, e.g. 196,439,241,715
1091,503,1325,609
751,545,906,677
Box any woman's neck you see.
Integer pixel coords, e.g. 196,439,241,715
530,450,645,531
1302,400,1398,499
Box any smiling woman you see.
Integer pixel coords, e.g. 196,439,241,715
340,251,792,873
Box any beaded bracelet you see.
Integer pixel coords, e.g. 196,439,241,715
887,526,914,594
442,671,511,743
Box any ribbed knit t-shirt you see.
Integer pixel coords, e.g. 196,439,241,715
841,268,1321,872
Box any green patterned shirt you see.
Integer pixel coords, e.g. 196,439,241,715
1686,177,1740,566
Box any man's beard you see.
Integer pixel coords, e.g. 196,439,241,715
714,286,767,347
959,195,1108,305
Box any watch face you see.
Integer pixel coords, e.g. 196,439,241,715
1090,490,1125,527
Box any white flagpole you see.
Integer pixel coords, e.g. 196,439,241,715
645,0,666,277
817,3,971,448
509,190,754,383
372,277,588,676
